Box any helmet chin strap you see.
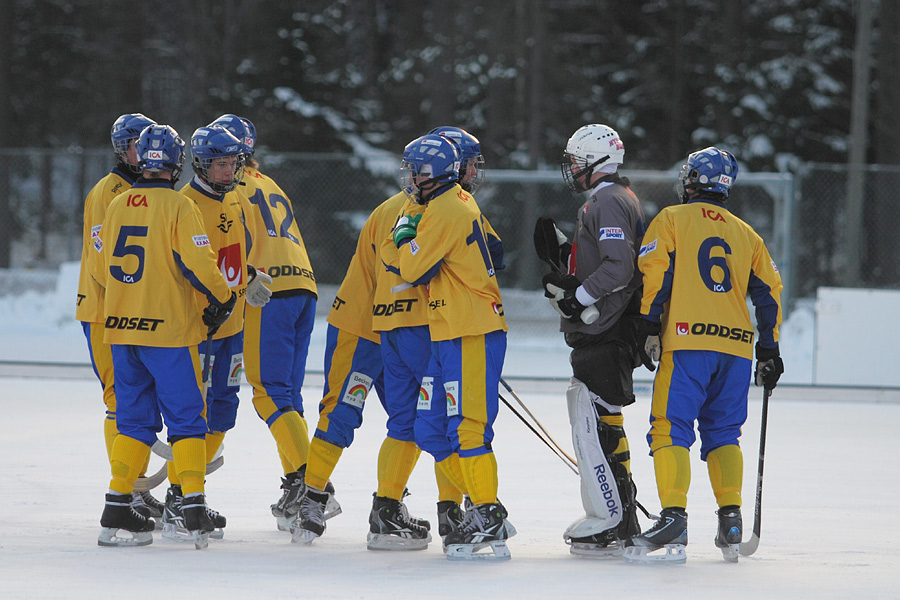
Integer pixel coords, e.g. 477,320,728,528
575,155,610,190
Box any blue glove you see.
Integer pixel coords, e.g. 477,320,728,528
393,214,422,248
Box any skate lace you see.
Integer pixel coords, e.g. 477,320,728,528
301,492,326,525
455,504,486,535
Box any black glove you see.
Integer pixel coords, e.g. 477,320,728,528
203,292,237,335
542,272,587,322
534,217,572,273
755,343,784,391
635,317,661,372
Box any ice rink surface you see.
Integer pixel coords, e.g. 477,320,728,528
1,376,898,600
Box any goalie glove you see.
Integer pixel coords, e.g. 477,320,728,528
542,272,598,325
635,317,661,371
393,213,422,248
755,343,784,390
203,292,237,335
246,265,273,308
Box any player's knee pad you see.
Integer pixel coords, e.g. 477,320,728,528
565,379,639,540
570,341,636,408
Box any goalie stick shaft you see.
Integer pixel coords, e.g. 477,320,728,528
500,377,579,467
740,386,770,556
499,392,578,474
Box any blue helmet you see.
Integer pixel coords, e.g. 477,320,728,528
399,134,460,204
428,126,485,193
240,117,257,155
110,113,156,174
190,126,245,193
136,125,186,182
677,146,739,203
209,114,253,155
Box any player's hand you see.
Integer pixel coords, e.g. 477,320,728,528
203,292,237,335
755,343,784,390
246,265,273,308
393,214,422,248
542,272,588,322
635,317,661,371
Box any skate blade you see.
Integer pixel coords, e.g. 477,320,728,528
161,522,193,541
446,540,511,561
209,528,224,540
622,543,687,564
719,543,740,562
569,541,625,558
192,530,210,550
291,528,321,545
275,514,292,532
324,496,342,521
366,532,430,551
98,527,153,547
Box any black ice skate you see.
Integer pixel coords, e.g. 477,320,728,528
715,505,742,563
162,484,225,542
366,494,431,551
182,493,219,550
444,502,513,561
98,492,155,547
437,500,465,540
291,486,328,545
271,468,306,532
623,507,688,564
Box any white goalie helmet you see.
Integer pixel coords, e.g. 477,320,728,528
561,124,625,192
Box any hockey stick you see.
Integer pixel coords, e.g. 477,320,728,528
500,377,579,467
534,218,599,325
499,392,578,474
740,386,770,556
201,328,215,400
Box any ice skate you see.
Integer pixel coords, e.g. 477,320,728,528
132,489,164,530
182,493,217,550
366,494,431,551
567,527,626,558
715,505,742,563
623,507,688,564
437,500,465,542
444,502,513,561
271,468,306,532
98,493,155,547
162,484,226,541
291,486,328,545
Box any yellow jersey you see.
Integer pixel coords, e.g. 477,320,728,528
391,184,507,341
98,180,232,347
76,166,135,323
237,166,317,296
180,178,250,340
639,199,783,358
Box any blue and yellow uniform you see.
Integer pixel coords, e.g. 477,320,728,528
180,178,250,442
98,179,233,497
303,199,388,494
639,197,782,509
389,183,507,507
76,165,135,458
238,164,318,476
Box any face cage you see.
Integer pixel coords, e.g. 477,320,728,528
461,156,486,194
561,153,590,193
399,161,423,204
197,154,245,193
113,137,143,175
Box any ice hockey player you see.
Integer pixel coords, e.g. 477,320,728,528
157,125,271,541
387,133,512,561
539,124,649,557
76,113,167,520
95,124,236,549
209,114,319,533
624,146,783,564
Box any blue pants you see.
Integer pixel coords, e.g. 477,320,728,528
648,349,751,460
244,294,317,426
198,331,243,433
422,331,507,459
381,326,431,443
314,324,385,448
111,344,206,446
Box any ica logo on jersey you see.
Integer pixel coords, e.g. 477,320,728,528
126,194,148,207
701,207,726,222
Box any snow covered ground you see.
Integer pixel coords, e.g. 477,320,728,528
1,265,898,598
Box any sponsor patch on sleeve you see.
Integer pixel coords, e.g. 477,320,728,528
771,260,779,273
598,227,625,241
90,224,102,239
409,239,420,255
93,237,103,253
193,234,210,248
639,238,657,257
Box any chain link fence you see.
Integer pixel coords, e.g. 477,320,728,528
4,147,897,314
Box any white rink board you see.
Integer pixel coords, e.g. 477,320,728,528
814,287,900,386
